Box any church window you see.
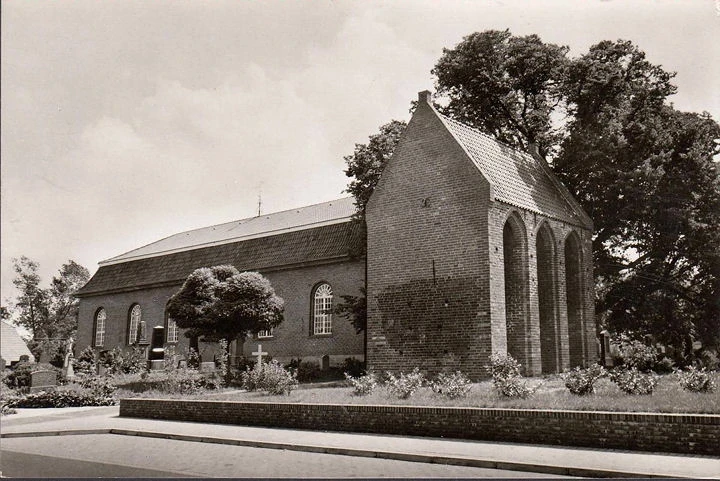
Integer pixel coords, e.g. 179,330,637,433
166,317,179,344
94,308,106,347
258,328,273,339
312,283,333,335
128,304,142,345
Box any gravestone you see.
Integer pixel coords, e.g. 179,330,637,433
30,370,57,393
200,361,217,373
321,354,330,371
147,325,165,371
252,343,268,370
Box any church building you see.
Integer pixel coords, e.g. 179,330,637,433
76,91,596,377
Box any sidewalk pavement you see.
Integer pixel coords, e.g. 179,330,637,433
2,405,719,479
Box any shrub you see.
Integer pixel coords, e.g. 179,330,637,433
386,368,425,399
342,357,365,378
241,361,297,395
344,372,377,396
563,364,606,395
430,371,472,398
610,367,658,395
7,389,116,408
73,346,97,376
675,366,716,393
101,346,146,375
296,361,321,383
487,354,534,398
78,376,118,398
157,368,207,394
612,336,658,371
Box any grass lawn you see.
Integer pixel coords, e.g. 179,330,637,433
123,374,720,414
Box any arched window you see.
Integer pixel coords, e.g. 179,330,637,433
312,283,333,335
128,304,142,345
166,317,179,344
94,308,107,347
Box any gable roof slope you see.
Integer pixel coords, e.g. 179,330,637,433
102,197,356,265
1,321,33,364
435,109,592,229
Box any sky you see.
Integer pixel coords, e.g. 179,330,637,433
2,0,719,308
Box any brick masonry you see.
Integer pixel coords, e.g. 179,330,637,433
120,398,720,456
366,94,596,379
77,260,365,365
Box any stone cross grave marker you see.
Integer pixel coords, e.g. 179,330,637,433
252,344,268,369
30,369,57,393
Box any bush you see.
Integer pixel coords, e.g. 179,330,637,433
100,346,146,375
612,336,658,371
487,354,534,398
675,366,716,393
610,367,658,395
73,346,97,376
241,361,297,395
344,372,377,396
296,361,321,383
6,388,116,408
563,364,606,395
342,357,365,378
430,371,472,399
157,368,207,394
78,376,118,398
386,368,425,399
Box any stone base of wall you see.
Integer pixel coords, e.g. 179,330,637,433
120,399,719,456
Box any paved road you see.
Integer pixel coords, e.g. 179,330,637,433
1,434,573,478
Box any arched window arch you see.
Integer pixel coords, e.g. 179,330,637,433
94,308,107,347
312,283,333,335
128,304,142,345
503,212,530,370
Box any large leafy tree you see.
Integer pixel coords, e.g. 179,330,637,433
433,30,569,158
432,32,720,357
166,265,284,344
8,257,90,361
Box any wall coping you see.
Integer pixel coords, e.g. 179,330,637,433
120,398,720,423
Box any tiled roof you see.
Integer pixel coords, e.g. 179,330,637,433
102,197,356,265
77,222,359,296
1,321,33,364
437,112,591,228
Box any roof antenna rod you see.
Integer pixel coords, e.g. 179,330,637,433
257,189,262,217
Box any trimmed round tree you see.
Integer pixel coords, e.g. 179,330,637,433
167,265,284,374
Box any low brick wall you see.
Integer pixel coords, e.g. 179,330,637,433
120,399,719,456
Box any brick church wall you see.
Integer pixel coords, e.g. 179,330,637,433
241,261,365,366
366,99,493,380
77,260,364,365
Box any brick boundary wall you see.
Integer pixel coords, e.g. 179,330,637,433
120,399,719,456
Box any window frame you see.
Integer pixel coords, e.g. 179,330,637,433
93,308,107,348
257,327,274,339
165,315,179,344
127,304,142,345
311,282,333,336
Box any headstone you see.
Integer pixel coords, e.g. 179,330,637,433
147,326,165,371
599,330,613,367
321,354,330,371
200,361,217,373
30,370,57,393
